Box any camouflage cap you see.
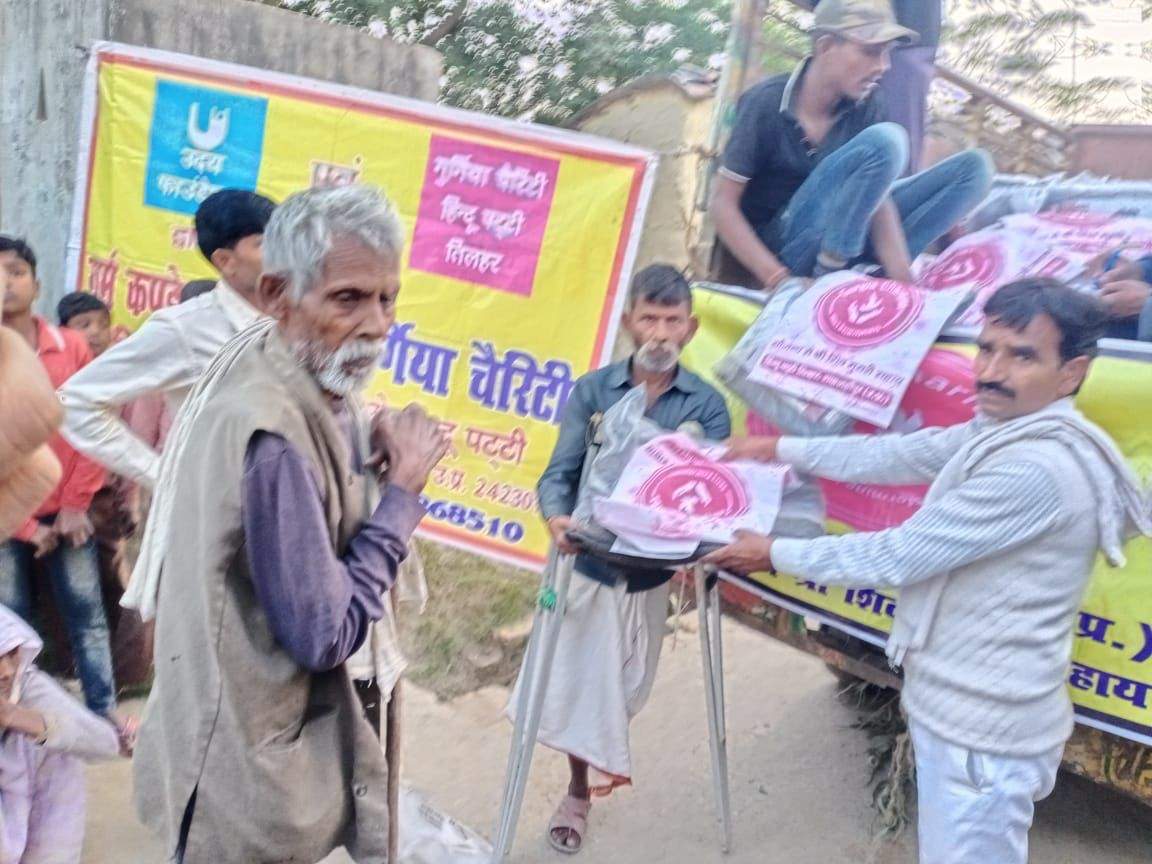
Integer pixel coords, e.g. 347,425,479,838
811,0,918,46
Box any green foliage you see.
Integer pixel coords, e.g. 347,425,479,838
273,0,806,125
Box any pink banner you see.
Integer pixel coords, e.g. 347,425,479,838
409,135,559,297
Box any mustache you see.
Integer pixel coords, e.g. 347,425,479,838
976,381,1016,398
333,338,385,362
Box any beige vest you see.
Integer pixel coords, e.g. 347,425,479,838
133,327,389,864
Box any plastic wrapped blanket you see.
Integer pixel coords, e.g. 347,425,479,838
573,385,826,546
714,281,854,437
964,172,1152,235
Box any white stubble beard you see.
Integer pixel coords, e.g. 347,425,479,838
291,337,385,398
634,339,681,374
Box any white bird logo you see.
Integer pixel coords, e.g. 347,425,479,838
672,480,713,514
186,103,230,152
847,291,885,325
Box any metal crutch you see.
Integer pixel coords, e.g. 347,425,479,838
493,414,603,861
492,548,576,861
694,563,732,853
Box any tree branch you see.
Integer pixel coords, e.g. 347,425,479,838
421,1,469,46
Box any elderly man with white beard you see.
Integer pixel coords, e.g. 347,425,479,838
131,185,448,864
510,264,731,854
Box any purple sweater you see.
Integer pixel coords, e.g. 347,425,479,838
241,428,425,672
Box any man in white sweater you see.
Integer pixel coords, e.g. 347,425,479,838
705,278,1151,863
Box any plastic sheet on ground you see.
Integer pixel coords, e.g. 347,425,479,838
398,787,492,864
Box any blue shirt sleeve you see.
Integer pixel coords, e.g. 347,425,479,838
241,431,425,672
536,377,596,520
1138,255,1152,286
699,390,733,440
1138,293,1152,343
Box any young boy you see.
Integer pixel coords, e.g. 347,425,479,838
0,604,122,864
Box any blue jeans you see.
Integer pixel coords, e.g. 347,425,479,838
765,122,994,277
0,535,116,715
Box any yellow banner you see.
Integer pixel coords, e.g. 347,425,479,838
684,286,1152,745
71,43,656,569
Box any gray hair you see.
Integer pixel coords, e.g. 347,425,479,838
262,184,405,302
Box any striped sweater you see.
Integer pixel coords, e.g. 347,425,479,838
771,420,1101,757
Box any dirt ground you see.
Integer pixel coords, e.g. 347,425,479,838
84,617,1152,863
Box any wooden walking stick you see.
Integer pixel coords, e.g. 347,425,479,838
385,593,403,863
367,411,404,861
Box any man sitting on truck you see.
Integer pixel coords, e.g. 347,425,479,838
705,278,1152,864
710,0,992,291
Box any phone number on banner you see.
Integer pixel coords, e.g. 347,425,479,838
419,495,527,545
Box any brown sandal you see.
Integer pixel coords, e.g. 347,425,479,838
547,794,591,854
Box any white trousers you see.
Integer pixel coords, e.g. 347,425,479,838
910,720,1063,864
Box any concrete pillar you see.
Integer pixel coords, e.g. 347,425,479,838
0,0,441,311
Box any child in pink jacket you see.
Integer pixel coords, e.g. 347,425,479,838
0,605,120,864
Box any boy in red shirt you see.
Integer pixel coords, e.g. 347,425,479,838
0,236,119,724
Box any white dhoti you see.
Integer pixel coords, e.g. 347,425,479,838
507,571,670,791
910,719,1063,864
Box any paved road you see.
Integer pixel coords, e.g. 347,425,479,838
85,619,1152,862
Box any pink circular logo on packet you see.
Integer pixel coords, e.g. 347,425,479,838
923,241,1004,292
748,350,976,532
637,464,749,519
814,279,924,349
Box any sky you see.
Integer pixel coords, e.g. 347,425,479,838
945,0,1150,120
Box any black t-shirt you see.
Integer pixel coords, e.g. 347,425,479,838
721,62,886,231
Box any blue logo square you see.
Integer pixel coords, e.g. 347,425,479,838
143,80,269,215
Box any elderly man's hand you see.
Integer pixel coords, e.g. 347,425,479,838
701,530,775,575
375,403,450,496
1100,280,1152,320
